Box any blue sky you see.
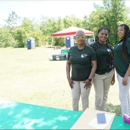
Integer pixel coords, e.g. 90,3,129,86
0,0,130,26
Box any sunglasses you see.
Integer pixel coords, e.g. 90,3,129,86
76,36,85,39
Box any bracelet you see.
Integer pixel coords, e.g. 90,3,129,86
88,78,92,81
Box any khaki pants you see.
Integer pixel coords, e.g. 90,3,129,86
71,81,91,112
117,73,130,115
93,70,114,111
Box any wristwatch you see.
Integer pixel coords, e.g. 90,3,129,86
88,78,92,81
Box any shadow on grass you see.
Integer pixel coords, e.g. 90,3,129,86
106,103,121,116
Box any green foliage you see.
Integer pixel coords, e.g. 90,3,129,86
82,16,89,30
13,27,26,48
1,1,130,48
5,11,21,27
63,16,82,28
0,27,15,47
31,30,44,47
54,37,65,46
89,0,127,45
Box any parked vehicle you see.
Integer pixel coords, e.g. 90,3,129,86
87,38,95,45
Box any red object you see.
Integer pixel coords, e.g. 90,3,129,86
52,26,94,37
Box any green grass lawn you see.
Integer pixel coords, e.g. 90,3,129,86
0,47,121,115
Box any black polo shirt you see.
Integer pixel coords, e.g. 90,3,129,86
90,42,113,74
67,45,97,81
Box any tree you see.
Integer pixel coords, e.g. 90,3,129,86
5,11,21,27
13,27,26,47
31,30,45,47
0,27,16,47
13,18,35,47
82,16,89,30
103,0,125,44
88,0,126,45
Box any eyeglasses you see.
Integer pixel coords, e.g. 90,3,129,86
76,36,85,39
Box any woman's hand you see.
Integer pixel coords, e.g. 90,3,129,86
123,64,130,86
66,60,73,88
68,78,74,89
84,79,91,89
122,76,128,86
111,75,115,85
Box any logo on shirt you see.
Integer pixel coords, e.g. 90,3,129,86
107,48,111,52
81,54,88,58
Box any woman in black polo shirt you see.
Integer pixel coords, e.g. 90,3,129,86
66,30,97,111
114,24,130,116
90,27,115,111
